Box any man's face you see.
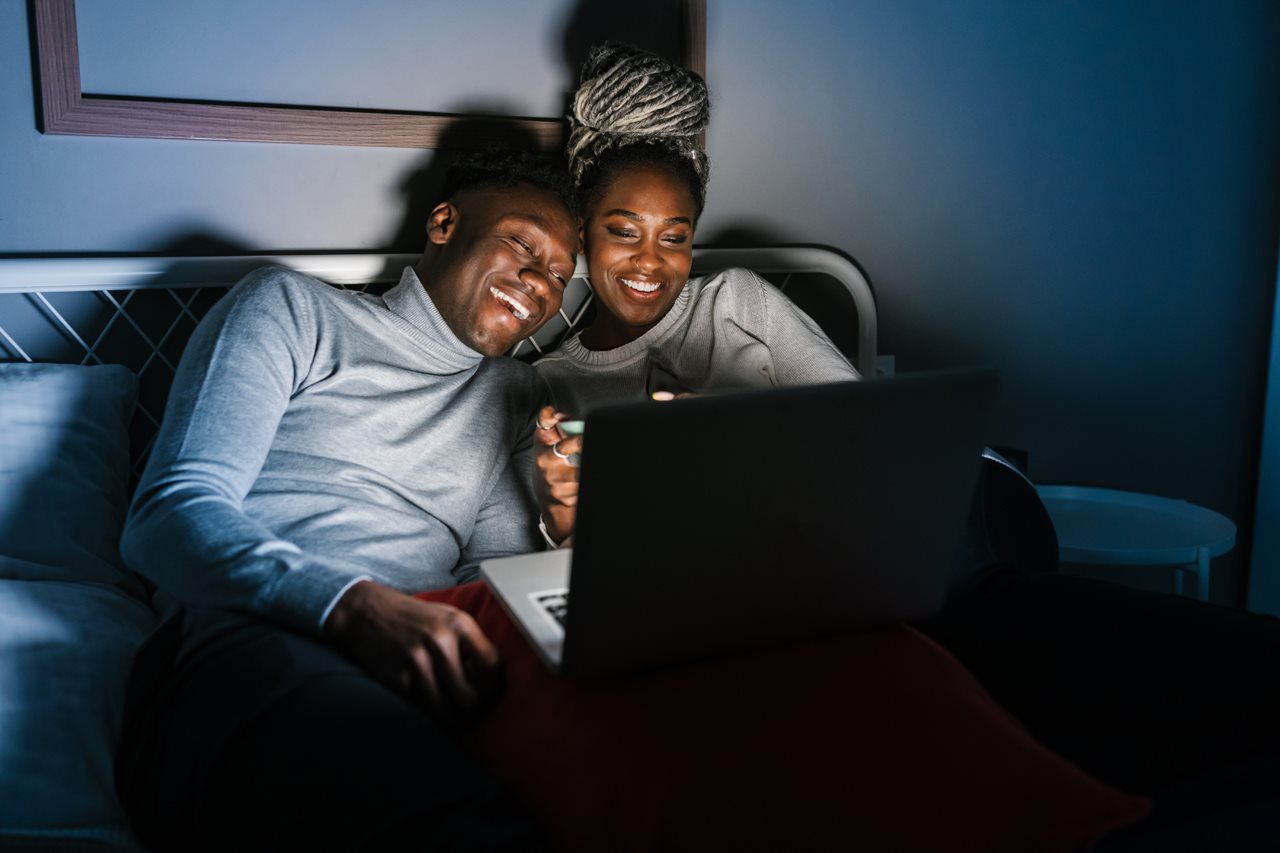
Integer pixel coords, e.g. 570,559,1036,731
421,183,578,357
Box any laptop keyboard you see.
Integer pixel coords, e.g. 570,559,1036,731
533,589,570,627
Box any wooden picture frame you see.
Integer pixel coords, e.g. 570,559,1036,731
30,0,706,150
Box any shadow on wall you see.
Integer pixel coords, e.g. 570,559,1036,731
383,0,693,260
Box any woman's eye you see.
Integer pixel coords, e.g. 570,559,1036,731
608,228,636,239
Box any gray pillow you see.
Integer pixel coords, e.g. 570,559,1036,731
0,363,155,848
0,362,144,595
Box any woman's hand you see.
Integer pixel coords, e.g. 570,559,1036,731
533,406,582,546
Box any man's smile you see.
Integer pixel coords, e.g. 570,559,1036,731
489,284,536,322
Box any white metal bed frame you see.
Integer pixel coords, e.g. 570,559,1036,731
0,247,878,476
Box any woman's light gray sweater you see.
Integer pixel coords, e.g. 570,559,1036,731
534,267,859,416
121,266,544,635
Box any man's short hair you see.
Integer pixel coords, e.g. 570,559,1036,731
444,148,575,215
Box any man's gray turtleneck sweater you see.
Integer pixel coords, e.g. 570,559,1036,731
122,266,544,634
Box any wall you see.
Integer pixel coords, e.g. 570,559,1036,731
703,0,1280,604
2,0,1278,604
1249,252,1280,615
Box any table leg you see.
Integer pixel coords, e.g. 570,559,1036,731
1197,546,1211,602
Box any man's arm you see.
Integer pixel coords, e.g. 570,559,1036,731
458,407,547,569
122,269,373,633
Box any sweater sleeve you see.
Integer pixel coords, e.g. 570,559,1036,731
120,269,367,634
458,379,545,567
754,271,862,384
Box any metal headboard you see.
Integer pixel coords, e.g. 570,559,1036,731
0,247,877,476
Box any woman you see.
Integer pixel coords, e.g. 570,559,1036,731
532,43,858,545
527,43,1280,842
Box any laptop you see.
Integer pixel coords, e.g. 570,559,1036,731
481,368,998,678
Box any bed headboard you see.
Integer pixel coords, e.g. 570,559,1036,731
0,246,878,477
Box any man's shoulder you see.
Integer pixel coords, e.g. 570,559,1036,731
228,265,366,320
232,265,335,301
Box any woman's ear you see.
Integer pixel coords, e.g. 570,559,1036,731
576,217,585,255
426,201,459,246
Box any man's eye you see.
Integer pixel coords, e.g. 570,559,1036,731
512,237,533,254
663,235,688,245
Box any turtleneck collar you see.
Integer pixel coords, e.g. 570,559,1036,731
382,266,485,370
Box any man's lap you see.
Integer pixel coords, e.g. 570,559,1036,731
117,606,543,852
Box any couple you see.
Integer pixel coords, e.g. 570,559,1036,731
118,44,847,851
120,43,1280,852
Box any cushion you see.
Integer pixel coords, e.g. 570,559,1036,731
0,581,154,849
0,363,143,595
0,363,155,848
423,582,1150,853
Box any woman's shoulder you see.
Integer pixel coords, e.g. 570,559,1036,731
686,266,779,322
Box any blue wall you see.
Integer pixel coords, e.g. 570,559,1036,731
705,0,1280,603
1250,254,1280,615
2,0,1278,603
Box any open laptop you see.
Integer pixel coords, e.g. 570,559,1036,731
481,368,998,678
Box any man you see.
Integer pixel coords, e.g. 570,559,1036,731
118,150,578,851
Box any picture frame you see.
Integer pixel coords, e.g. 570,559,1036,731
30,0,706,150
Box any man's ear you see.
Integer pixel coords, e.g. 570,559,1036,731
426,201,459,246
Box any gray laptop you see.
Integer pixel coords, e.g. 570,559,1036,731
481,368,997,678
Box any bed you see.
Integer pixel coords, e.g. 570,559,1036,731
0,249,1146,852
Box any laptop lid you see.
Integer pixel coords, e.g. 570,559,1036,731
560,368,998,677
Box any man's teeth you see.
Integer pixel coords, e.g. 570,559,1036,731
490,287,529,320
621,278,661,293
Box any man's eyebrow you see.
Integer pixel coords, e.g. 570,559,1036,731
603,208,691,226
499,214,575,268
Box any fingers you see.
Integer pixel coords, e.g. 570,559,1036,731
551,434,584,463
418,605,501,713
534,406,568,445
324,583,502,718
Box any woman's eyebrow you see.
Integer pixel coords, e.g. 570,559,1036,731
603,208,691,226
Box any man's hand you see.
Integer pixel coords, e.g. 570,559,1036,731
533,405,581,546
323,580,502,719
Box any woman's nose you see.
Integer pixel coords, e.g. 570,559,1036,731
633,244,661,272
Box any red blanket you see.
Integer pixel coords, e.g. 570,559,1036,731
421,582,1148,853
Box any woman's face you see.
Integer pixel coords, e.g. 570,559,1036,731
581,164,697,349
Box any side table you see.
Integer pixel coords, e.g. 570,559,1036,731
1035,485,1237,602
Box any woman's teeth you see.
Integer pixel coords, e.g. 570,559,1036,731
621,278,660,293
490,287,530,320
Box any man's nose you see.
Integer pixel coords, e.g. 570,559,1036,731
519,267,562,313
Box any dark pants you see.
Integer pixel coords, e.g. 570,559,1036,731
920,570,1280,850
116,607,545,853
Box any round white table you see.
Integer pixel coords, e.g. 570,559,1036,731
1035,485,1237,601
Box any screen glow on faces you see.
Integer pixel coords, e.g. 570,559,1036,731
580,164,697,351
428,184,578,357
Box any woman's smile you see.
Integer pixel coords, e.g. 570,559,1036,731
580,163,697,350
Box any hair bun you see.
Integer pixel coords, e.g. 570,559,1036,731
567,42,710,186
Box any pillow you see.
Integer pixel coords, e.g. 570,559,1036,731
424,582,1150,853
0,363,155,848
0,581,154,849
0,362,144,594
